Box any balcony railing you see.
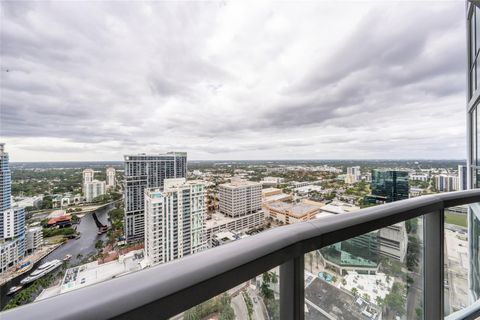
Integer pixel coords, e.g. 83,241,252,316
3,190,480,320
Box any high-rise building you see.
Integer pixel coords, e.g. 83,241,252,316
0,143,26,273
0,143,11,238
144,178,206,265
106,167,116,189
435,174,459,192
124,152,187,242
459,165,468,191
82,169,94,184
84,180,106,202
219,179,262,217
467,3,480,303
345,166,361,184
371,169,409,203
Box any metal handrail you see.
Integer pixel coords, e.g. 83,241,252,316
3,190,480,320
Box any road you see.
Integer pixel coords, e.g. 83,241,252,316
231,293,248,319
247,287,266,320
406,218,423,320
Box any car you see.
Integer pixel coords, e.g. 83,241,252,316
253,297,258,303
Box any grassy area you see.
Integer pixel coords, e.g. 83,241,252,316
445,213,467,228
43,235,67,245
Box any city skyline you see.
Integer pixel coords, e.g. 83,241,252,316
1,1,467,161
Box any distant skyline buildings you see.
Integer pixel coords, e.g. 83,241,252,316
0,143,26,273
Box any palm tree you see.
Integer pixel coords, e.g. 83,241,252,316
351,287,358,296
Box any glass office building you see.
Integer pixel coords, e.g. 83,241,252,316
467,1,480,303
371,169,409,202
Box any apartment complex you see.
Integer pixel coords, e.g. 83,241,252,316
467,3,480,302
82,169,94,184
0,143,26,274
219,180,262,217
345,166,361,184
144,178,206,265
435,174,459,192
124,152,187,242
26,226,43,254
106,167,116,189
84,180,106,202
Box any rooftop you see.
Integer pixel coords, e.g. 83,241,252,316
221,179,261,188
36,250,144,301
267,201,320,217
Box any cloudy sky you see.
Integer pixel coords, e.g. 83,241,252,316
0,1,467,161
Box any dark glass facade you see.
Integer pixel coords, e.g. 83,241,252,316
467,1,480,303
371,169,409,203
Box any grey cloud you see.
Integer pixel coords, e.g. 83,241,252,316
0,1,468,160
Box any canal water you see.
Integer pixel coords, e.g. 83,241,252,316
0,204,113,309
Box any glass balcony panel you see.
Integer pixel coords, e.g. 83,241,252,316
305,217,423,320
171,267,278,319
444,205,470,316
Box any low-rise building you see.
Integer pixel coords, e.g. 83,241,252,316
36,250,144,301
0,239,23,273
319,201,360,215
211,231,242,247
264,201,320,225
294,185,322,195
262,188,293,204
26,226,43,253
206,211,265,241
261,177,285,187
52,193,83,208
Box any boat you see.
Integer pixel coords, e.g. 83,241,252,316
20,260,62,285
63,254,72,261
6,286,22,296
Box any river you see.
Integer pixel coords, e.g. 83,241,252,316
0,203,114,309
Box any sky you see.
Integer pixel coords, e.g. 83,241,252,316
0,1,468,161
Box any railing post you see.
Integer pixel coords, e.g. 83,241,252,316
280,255,304,320
424,209,444,319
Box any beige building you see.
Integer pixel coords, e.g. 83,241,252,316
264,201,320,225
219,180,262,217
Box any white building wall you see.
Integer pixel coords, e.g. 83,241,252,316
0,239,21,274
106,167,116,189
26,226,43,253
144,179,206,266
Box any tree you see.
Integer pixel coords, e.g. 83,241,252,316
95,240,104,249
384,283,406,316
183,308,199,320
219,305,235,320
351,287,358,296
